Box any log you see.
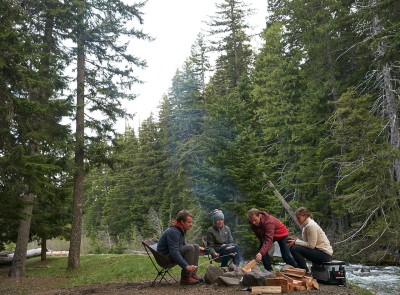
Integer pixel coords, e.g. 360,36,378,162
264,176,301,231
284,267,306,275
283,268,307,278
302,276,314,290
251,286,282,294
242,259,257,272
266,277,291,293
312,279,320,290
0,248,43,266
0,248,68,266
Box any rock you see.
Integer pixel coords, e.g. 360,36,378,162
241,269,274,287
216,276,241,286
221,271,245,279
361,266,370,273
204,265,224,284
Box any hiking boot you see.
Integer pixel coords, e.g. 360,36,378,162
180,276,200,285
191,274,203,282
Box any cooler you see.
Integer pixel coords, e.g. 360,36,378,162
311,260,346,285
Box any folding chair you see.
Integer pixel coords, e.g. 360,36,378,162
142,239,178,286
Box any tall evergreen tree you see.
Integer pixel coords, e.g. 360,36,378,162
200,0,265,229
66,0,150,269
251,21,304,217
328,89,400,260
1,0,72,276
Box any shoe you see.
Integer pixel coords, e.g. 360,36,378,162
191,274,203,282
180,276,200,285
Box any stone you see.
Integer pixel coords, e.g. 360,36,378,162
241,269,274,287
204,265,224,284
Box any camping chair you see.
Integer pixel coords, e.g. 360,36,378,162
202,236,234,266
142,239,178,286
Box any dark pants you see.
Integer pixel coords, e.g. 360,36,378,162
261,236,298,271
217,243,242,266
180,244,199,278
290,245,332,271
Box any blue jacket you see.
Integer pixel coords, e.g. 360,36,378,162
157,226,188,268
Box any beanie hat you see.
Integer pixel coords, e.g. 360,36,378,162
211,209,224,222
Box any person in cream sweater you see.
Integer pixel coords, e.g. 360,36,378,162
287,207,333,272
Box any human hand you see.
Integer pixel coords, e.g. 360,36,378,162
212,252,220,258
186,265,197,272
255,252,262,262
199,246,205,253
287,237,296,247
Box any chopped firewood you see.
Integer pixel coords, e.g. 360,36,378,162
284,268,307,277
251,286,282,294
312,279,319,290
242,259,257,272
302,276,314,290
266,278,291,293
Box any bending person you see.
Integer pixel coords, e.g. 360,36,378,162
206,209,242,267
248,208,298,271
157,210,203,285
287,207,333,272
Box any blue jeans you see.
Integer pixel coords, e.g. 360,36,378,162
260,236,298,271
217,243,242,266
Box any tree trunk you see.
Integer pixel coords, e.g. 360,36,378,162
264,176,302,231
381,63,400,181
8,193,35,277
371,8,400,182
41,238,47,261
68,1,86,270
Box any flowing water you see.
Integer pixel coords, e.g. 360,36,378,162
346,264,400,295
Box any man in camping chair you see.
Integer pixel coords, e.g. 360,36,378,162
157,210,203,285
206,209,242,267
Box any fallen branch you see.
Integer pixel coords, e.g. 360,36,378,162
264,174,301,231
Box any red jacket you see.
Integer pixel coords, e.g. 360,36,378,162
249,212,289,256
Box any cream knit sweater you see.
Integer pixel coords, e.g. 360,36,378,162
295,217,333,256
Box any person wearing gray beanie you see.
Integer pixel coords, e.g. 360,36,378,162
206,209,242,267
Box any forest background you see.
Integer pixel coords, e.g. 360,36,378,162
1,0,399,276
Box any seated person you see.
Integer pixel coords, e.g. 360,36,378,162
157,210,203,285
206,209,242,267
287,207,333,272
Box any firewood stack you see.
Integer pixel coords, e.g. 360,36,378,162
252,267,319,294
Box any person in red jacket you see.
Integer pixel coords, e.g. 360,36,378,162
248,208,298,271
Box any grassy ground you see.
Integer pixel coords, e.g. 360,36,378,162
0,254,211,290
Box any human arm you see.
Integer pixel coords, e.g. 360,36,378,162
258,219,275,257
295,222,317,249
166,229,189,269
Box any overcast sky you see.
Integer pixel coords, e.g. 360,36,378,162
117,0,268,132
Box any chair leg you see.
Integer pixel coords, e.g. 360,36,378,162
151,268,177,286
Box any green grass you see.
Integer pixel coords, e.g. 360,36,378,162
20,254,210,287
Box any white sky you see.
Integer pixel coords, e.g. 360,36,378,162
117,0,268,133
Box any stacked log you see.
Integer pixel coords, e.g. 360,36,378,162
260,267,319,293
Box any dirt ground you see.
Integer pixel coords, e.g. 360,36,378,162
0,275,360,295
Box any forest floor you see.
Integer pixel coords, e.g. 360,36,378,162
0,274,362,295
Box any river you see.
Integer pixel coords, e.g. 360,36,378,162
346,264,400,295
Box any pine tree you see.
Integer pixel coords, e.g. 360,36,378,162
1,1,72,276
199,0,265,229
66,0,150,269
